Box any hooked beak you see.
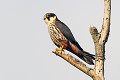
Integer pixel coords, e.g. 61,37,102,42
43,14,47,20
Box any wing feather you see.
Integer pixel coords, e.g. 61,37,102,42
55,20,83,51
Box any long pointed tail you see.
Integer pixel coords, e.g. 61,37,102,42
77,51,95,65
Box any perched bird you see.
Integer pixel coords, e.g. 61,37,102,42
43,13,95,65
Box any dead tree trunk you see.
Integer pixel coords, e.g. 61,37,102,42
52,0,111,80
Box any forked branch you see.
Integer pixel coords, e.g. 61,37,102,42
52,0,111,80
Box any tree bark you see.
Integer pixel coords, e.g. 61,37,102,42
52,50,96,78
52,0,111,80
90,0,111,80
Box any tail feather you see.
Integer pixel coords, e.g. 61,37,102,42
77,51,95,65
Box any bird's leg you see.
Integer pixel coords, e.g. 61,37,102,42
53,45,64,54
56,45,64,51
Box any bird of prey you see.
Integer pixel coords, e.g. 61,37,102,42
43,13,95,65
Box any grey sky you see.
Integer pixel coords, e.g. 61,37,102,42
0,0,119,80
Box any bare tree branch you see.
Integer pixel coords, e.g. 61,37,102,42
90,25,104,80
52,50,95,78
51,0,111,80
90,0,111,80
100,0,111,44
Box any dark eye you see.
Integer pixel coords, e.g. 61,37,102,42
47,17,50,21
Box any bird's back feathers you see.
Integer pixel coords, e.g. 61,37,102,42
55,19,95,65
55,19,83,51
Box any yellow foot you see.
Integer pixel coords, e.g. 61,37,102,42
56,47,63,51
52,46,64,53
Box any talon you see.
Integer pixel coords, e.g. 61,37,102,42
56,47,62,51
55,46,64,53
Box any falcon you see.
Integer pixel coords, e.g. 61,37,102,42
43,13,95,65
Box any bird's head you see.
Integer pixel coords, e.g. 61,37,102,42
43,13,57,25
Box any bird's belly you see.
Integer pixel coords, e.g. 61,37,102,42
48,26,68,48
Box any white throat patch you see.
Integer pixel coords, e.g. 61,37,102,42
44,16,57,26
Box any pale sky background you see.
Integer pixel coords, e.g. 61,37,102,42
0,0,119,80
